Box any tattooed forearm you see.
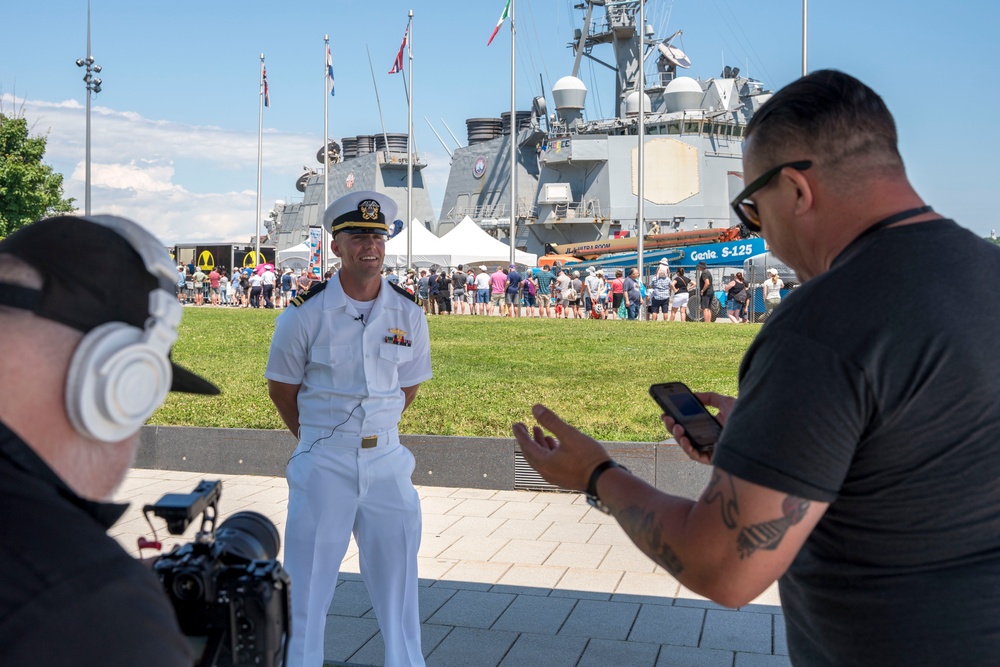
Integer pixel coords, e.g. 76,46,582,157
702,470,740,529
736,495,810,559
617,506,684,576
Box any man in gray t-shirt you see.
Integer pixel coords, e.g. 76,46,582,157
513,70,1000,667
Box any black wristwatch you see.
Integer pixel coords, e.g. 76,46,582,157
585,460,629,514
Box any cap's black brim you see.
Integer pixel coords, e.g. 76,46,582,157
170,363,221,395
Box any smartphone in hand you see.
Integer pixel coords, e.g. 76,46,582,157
649,382,723,454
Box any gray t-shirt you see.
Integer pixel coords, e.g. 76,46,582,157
712,220,1000,666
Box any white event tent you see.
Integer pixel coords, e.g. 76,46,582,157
275,241,311,270
438,216,537,268
383,217,538,269
383,219,452,268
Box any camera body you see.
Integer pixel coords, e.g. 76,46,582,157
146,481,291,667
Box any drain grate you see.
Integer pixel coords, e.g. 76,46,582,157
514,450,565,492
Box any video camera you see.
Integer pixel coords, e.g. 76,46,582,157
143,480,291,667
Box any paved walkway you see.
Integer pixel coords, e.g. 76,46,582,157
112,469,790,667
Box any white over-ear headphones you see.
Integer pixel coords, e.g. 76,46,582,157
63,216,183,442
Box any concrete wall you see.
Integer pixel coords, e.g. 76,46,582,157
137,426,712,501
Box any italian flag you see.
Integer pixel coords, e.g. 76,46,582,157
487,0,511,46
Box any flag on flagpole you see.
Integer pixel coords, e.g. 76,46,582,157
487,0,511,46
326,45,335,96
389,25,408,74
263,66,270,107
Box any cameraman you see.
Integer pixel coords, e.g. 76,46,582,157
0,215,219,666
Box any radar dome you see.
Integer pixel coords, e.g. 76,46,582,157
552,76,587,111
625,91,652,116
664,76,703,113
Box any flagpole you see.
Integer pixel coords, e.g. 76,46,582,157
406,10,414,270
324,35,331,274
255,53,264,266
637,0,645,317
508,0,516,266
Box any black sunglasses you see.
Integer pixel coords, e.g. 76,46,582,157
730,160,812,232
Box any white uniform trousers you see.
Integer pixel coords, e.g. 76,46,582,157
284,429,424,667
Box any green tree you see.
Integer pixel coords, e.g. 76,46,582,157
0,112,75,238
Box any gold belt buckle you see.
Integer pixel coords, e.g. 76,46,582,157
361,435,378,449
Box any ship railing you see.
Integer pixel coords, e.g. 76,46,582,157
448,203,508,222
545,199,603,221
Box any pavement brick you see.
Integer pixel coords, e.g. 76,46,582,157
437,535,510,561
323,615,380,663
655,644,735,667
550,568,623,600
415,485,460,497
587,523,635,545
425,627,518,667
629,604,705,647
417,586,458,622
435,559,511,586
418,533,462,558
426,589,516,629
492,564,568,594
490,490,539,502
419,495,466,514
416,557,458,581
734,653,793,667
489,538,559,565
612,572,681,603
498,632,588,667
446,498,506,517
330,580,373,617
488,501,546,520
577,638,661,667
537,521,599,544
559,599,640,641
598,543,659,573
491,594,577,634
439,515,507,537
449,488,500,499
773,614,787,656
543,542,610,569
490,518,554,541
701,609,773,654
533,503,591,523
421,513,462,534
347,622,452,665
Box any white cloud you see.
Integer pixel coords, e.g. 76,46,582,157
3,92,455,244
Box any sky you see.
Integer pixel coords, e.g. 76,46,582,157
1,0,997,245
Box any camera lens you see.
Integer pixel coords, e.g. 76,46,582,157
172,572,205,602
214,511,281,561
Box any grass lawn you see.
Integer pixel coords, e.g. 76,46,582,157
156,308,760,442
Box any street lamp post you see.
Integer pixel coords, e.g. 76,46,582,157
75,2,102,216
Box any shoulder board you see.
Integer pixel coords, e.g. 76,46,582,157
389,280,422,307
290,279,327,307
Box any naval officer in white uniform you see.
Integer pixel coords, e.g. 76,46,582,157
265,191,431,667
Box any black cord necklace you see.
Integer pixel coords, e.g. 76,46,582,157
831,205,933,268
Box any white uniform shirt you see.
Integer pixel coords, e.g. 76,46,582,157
265,273,432,435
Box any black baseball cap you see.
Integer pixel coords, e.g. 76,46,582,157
0,215,219,395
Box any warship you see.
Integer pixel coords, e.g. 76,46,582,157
436,0,773,263
266,132,435,252
269,0,772,270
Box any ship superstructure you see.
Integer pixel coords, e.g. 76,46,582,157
437,0,772,258
268,132,434,251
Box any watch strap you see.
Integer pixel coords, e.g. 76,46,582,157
586,460,622,500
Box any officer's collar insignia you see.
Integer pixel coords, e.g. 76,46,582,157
359,199,380,221
291,279,327,306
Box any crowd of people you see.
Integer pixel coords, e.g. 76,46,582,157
174,263,317,309
385,259,773,322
